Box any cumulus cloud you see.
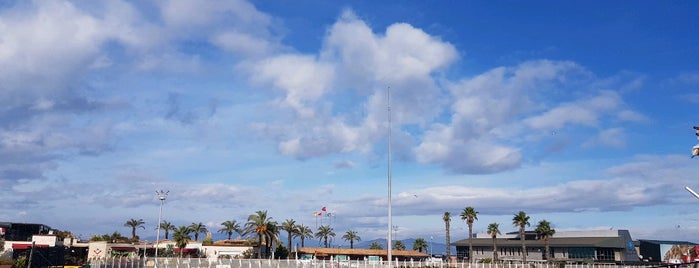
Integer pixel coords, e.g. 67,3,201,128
524,90,622,130
250,9,458,160
411,60,647,174
0,0,668,240
251,54,335,118
323,10,458,83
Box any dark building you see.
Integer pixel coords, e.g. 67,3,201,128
453,229,638,263
0,222,53,242
12,244,66,268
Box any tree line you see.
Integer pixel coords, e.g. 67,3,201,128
92,208,555,261
444,207,555,263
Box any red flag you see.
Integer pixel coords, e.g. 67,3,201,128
321,207,327,211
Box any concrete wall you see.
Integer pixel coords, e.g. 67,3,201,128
201,245,252,259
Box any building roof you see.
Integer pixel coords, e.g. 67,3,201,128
453,236,626,248
212,239,250,246
638,239,697,245
298,247,429,258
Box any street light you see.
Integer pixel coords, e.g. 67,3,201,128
155,190,168,267
387,87,393,268
430,236,433,258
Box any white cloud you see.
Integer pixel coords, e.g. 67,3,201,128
583,128,626,148
414,125,522,174
0,0,106,100
524,90,622,130
211,31,274,56
159,0,271,31
251,54,335,118
248,9,458,160
322,10,457,84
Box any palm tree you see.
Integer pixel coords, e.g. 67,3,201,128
244,210,278,258
342,230,361,249
281,219,296,252
124,218,145,241
189,222,208,241
512,211,530,263
460,207,478,262
219,220,241,240
295,224,314,247
487,223,501,262
173,226,191,257
160,220,176,240
265,222,280,257
393,240,406,250
314,225,335,248
443,212,452,259
413,238,428,253
535,220,555,260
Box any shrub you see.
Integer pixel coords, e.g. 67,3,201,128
12,256,27,268
0,258,12,265
241,248,255,259
479,258,492,263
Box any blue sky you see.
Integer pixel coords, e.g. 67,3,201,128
1,0,699,247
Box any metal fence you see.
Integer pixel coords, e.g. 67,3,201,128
86,257,663,268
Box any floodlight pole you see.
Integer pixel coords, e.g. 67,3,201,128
686,187,699,200
155,190,168,268
387,86,393,268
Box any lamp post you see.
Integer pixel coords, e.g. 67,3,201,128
155,190,168,267
430,236,433,258
387,87,393,268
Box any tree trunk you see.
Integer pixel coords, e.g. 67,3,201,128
445,221,451,259
520,229,527,263
468,224,473,263
492,237,498,262
257,234,263,259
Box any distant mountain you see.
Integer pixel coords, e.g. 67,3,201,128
353,238,455,256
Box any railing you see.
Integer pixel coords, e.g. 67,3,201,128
86,257,663,268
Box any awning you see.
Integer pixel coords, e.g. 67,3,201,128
111,247,137,251
12,244,48,250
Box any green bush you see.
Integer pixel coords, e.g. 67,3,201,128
0,258,13,265
12,256,27,268
480,258,492,263
241,248,255,259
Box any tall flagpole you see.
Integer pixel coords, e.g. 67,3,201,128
387,86,393,267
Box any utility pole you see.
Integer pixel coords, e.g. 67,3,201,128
27,241,35,268
155,190,168,268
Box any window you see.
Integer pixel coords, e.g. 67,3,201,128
568,247,595,259
596,248,615,261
